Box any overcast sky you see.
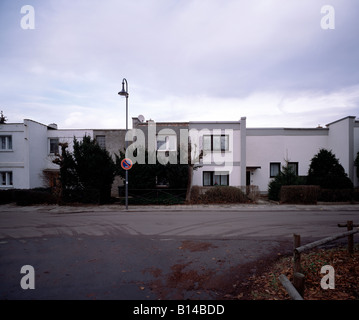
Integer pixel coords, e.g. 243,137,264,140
1,0,358,129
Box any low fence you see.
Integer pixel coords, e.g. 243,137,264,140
279,221,359,300
118,187,187,205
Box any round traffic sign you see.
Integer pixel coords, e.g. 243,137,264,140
121,158,133,170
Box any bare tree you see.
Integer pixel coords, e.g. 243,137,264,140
185,136,203,203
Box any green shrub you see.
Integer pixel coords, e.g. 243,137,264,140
354,188,359,201
318,189,354,202
280,185,320,204
268,178,283,201
268,160,300,201
308,149,353,189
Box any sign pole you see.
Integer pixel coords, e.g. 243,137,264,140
125,93,128,210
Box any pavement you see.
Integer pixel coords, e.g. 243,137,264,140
1,201,359,213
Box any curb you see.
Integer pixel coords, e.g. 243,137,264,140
1,202,359,213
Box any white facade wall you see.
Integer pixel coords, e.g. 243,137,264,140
0,119,93,190
247,130,328,192
354,125,359,187
0,123,27,188
327,117,352,180
25,119,49,188
189,120,244,188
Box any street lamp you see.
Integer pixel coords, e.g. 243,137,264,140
118,78,129,210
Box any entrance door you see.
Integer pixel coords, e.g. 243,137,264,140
246,171,250,186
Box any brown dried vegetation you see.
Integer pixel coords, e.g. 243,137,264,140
248,245,359,300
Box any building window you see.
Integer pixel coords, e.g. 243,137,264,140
288,162,299,175
0,135,12,150
203,135,229,152
49,138,59,155
96,135,106,149
270,162,281,178
157,135,176,151
0,172,13,187
203,171,229,186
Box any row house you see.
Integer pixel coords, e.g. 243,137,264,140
1,115,358,194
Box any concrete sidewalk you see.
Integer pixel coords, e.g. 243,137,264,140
0,201,358,214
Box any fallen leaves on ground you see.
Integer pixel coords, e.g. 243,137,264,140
247,245,359,300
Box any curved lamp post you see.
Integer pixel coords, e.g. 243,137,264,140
118,78,129,210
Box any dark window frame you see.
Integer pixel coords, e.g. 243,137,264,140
270,162,281,178
96,135,106,149
203,171,229,186
0,135,12,150
0,171,13,186
288,162,299,176
49,138,59,155
203,135,229,152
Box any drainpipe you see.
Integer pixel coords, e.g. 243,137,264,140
240,117,247,188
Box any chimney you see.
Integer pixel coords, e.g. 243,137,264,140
48,123,58,130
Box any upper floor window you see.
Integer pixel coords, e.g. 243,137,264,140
96,135,106,149
203,135,229,152
49,138,59,155
157,135,176,151
0,135,12,150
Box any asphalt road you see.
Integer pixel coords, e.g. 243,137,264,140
0,204,358,300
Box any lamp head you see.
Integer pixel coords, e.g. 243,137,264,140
118,79,129,97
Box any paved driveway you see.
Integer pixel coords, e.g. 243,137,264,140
0,204,358,300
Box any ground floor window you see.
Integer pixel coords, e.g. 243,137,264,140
270,162,281,178
203,171,229,186
0,171,13,186
288,162,299,175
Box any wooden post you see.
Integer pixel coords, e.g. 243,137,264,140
293,234,301,273
347,221,354,254
279,275,304,300
293,272,305,298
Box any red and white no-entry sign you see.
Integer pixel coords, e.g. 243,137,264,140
121,158,133,170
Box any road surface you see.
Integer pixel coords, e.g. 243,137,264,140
0,204,358,299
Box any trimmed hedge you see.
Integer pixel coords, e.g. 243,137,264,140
280,185,320,204
318,188,355,202
280,186,358,204
0,188,57,206
0,189,15,204
190,186,249,204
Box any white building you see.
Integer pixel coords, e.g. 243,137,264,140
189,118,246,188
1,115,358,193
0,119,92,189
189,115,359,192
245,116,359,191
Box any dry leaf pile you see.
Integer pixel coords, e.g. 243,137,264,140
248,245,359,300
